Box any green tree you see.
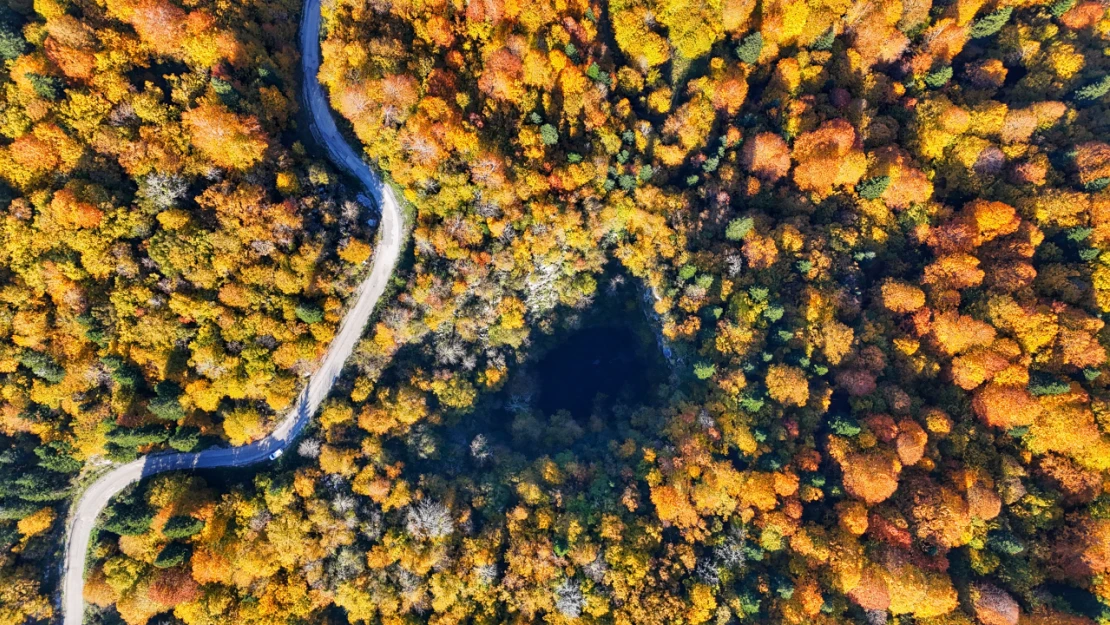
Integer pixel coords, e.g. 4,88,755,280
169,426,201,452
970,7,1012,39
736,32,762,64
154,542,191,568
162,515,204,539
540,124,559,146
20,352,65,384
103,502,154,536
857,176,890,199
725,217,754,241
1050,0,1076,17
295,302,324,324
1074,76,1110,105
694,362,716,379
0,7,25,60
924,66,954,88
27,74,63,100
148,382,186,421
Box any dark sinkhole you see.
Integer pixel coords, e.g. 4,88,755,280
534,324,665,420
421,273,675,465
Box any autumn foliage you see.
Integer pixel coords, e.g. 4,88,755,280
7,0,1110,622
182,102,268,170
791,119,867,196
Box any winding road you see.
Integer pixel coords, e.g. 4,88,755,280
60,1,405,622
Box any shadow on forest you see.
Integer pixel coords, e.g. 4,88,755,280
533,321,669,422
457,274,673,459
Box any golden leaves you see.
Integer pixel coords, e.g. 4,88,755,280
182,102,268,171
880,280,925,314
792,119,866,196
765,364,809,407
840,450,901,504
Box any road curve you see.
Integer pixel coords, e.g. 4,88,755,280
60,1,405,622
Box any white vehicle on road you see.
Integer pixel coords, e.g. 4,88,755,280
268,449,284,461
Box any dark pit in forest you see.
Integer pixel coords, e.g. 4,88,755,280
534,324,666,421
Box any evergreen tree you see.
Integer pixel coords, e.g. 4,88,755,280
736,32,762,64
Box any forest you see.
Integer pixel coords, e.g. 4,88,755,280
0,0,377,619
3,0,1110,623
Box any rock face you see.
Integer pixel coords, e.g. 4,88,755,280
972,583,1019,625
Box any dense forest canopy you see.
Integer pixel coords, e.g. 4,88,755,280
3,0,1110,623
0,0,376,618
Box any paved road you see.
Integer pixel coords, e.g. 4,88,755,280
60,1,404,622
